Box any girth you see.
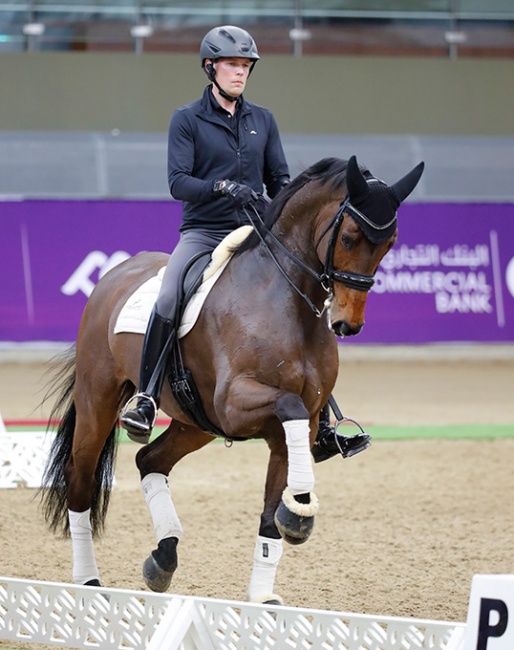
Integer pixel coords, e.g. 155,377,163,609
168,345,229,439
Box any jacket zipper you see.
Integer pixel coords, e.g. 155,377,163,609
236,119,242,182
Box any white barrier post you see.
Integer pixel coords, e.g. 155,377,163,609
146,598,214,650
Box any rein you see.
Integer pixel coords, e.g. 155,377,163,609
244,205,329,317
243,197,375,318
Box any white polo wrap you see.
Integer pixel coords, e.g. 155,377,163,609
247,534,284,604
142,472,183,542
68,509,100,585
284,418,315,495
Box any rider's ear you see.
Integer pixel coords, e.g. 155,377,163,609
205,60,215,80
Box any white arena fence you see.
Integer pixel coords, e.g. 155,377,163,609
0,430,55,488
0,577,466,650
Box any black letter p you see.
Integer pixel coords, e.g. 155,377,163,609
477,598,508,650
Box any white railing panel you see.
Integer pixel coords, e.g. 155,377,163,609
0,578,171,649
0,577,465,650
0,431,55,488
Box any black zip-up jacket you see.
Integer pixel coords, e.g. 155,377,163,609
168,86,290,233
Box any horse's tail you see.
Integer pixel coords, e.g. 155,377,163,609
38,347,128,538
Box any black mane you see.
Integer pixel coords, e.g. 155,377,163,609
235,157,360,256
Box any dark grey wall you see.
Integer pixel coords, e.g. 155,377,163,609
1,52,513,135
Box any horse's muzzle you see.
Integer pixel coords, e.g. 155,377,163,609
331,320,363,337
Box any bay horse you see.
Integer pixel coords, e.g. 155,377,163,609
40,155,424,604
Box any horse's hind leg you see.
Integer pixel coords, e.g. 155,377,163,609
66,353,125,587
134,420,214,592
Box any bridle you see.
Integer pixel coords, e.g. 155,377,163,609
244,196,389,318
318,197,377,294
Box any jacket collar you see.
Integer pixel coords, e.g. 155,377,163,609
201,85,251,117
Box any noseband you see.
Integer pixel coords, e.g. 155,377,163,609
244,196,383,318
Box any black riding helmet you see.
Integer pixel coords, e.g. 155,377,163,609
200,25,260,102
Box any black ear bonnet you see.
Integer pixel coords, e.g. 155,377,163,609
345,155,425,244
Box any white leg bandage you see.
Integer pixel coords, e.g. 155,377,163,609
247,535,284,603
284,419,315,495
142,473,183,543
68,509,100,585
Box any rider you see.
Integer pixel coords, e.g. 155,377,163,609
120,25,369,462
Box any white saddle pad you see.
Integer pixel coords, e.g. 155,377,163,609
114,225,252,339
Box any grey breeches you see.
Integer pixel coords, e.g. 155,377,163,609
155,229,230,321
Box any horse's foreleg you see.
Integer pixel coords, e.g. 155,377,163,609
220,383,319,602
135,421,213,592
274,393,319,545
248,443,286,604
248,535,284,605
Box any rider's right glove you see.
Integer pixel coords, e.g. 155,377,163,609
213,179,259,209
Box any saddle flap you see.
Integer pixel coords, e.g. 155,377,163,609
176,251,212,329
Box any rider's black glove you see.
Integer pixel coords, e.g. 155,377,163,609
213,179,259,209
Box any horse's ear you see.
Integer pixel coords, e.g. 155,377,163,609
346,155,368,201
390,161,425,204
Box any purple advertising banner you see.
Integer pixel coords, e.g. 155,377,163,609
358,203,514,343
2,200,182,342
1,200,514,343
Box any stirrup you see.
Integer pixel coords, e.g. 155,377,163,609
312,416,371,463
120,393,158,443
333,417,371,459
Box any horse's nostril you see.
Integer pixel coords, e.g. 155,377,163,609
332,321,363,337
331,321,345,336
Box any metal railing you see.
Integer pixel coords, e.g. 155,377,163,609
1,1,513,56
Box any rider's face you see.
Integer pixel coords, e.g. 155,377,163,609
212,57,252,97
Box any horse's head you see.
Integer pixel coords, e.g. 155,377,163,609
319,155,424,337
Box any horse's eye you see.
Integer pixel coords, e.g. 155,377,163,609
341,234,353,250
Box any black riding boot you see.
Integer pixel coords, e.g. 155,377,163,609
311,403,371,463
120,308,174,444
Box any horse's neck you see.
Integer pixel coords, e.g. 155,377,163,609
273,187,340,264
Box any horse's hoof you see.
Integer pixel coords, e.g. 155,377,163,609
274,487,319,545
81,578,111,603
84,578,102,587
250,594,283,617
143,554,174,592
142,536,178,593
251,593,283,606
